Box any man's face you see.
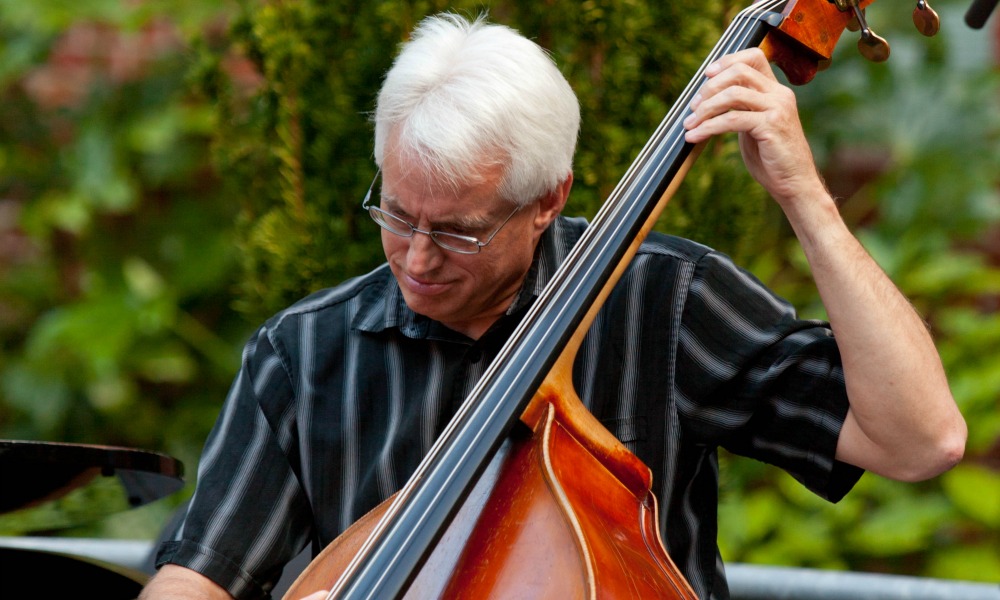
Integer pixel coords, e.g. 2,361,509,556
378,153,553,339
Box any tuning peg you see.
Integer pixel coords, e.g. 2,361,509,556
858,28,891,62
850,5,891,62
913,0,941,36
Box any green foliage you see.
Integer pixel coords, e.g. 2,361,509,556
0,0,247,536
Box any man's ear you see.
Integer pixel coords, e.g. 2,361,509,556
533,173,573,232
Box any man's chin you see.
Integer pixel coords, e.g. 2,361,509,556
401,293,451,321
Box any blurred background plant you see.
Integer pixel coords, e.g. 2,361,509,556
0,0,249,536
0,0,996,583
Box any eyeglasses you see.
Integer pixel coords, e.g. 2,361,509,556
361,170,521,255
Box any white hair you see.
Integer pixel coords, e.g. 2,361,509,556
373,13,580,206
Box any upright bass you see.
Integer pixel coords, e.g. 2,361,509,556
285,1,930,597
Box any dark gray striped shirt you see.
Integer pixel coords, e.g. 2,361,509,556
157,216,862,599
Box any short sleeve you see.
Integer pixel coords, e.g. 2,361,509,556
154,326,315,600
676,250,863,500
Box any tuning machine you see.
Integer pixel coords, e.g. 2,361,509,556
838,0,940,61
853,5,891,62
834,0,890,62
913,0,941,36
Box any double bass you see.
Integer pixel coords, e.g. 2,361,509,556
286,1,934,597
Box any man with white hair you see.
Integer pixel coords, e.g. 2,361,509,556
141,13,965,600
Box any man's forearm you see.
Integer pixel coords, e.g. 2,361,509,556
140,565,235,600
784,187,966,481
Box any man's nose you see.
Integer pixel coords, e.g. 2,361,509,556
405,231,444,274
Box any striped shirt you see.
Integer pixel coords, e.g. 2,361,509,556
157,215,862,599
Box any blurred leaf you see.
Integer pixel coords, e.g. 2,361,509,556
745,511,842,568
718,487,785,553
846,494,953,556
71,124,138,214
926,543,1000,583
21,191,93,235
902,253,1000,299
123,257,167,300
27,293,138,372
941,464,1000,528
0,359,72,434
133,341,198,383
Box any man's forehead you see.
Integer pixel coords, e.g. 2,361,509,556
379,177,508,229
382,161,508,206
